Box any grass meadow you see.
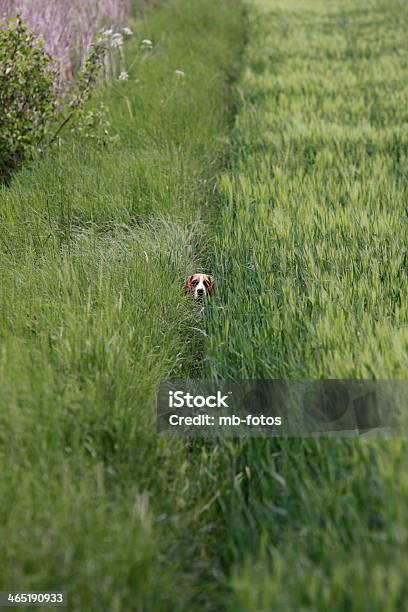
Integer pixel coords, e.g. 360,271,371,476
1,0,407,609
0,1,244,609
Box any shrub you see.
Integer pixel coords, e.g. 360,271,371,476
0,16,56,180
0,16,113,181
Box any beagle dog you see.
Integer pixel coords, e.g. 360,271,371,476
184,273,215,299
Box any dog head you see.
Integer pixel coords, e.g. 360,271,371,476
184,274,215,299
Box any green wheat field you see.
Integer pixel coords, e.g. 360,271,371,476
0,0,407,609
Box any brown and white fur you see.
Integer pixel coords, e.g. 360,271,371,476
184,274,215,299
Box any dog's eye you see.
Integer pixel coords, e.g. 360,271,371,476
204,280,209,288
192,279,198,286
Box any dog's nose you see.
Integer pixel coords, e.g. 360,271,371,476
197,288,204,297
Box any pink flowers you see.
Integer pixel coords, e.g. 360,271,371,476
0,0,131,88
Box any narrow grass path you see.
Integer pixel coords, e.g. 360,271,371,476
202,0,408,609
0,1,243,609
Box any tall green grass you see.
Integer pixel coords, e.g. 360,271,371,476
202,0,408,608
3,0,407,608
0,1,243,608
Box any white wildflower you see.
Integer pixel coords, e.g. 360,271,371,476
103,28,113,36
111,33,123,48
174,69,185,77
118,71,129,81
141,39,153,47
123,27,133,36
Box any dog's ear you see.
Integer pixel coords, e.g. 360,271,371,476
207,275,215,295
183,275,194,294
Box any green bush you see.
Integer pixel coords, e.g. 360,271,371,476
0,16,57,181
0,17,114,182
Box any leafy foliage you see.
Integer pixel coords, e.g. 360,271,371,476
0,16,111,181
0,16,56,179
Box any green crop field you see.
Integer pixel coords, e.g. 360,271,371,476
202,0,408,609
0,0,407,609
